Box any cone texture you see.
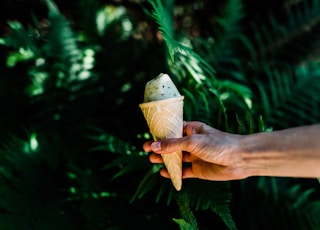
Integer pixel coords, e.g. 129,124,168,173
139,96,184,191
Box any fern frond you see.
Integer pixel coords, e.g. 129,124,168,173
179,180,236,230
149,179,235,229
148,0,215,84
89,130,145,156
172,218,197,230
89,130,151,178
255,62,320,128
251,0,320,67
236,177,320,229
1,20,40,54
149,0,254,134
175,194,199,230
181,88,213,124
44,0,83,82
130,165,163,203
193,0,247,83
89,129,163,203
103,155,150,180
0,134,76,229
148,0,174,44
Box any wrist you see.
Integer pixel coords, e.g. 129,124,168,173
238,132,290,177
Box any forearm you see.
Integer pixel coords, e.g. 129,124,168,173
240,124,320,178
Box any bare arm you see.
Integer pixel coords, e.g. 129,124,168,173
144,121,320,181
241,124,320,178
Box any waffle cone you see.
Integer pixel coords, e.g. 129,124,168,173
139,96,184,191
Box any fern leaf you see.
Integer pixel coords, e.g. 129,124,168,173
1,20,39,55
0,134,76,229
192,0,248,83
254,62,320,128
252,0,320,66
172,218,197,230
236,177,320,229
181,180,236,230
148,0,215,84
175,194,199,230
103,155,150,181
44,0,83,82
181,88,214,124
130,165,162,203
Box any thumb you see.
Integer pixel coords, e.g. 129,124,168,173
151,136,191,154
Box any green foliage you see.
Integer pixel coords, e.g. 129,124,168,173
149,0,216,85
177,180,236,230
0,133,80,230
255,63,320,128
173,218,196,230
0,0,320,229
149,0,254,134
234,177,320,229
250,0,320,68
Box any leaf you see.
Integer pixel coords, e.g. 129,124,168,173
130,165,162,203
179,180,236,230
149,0,215,84
103,155,150,181
172,218,196,230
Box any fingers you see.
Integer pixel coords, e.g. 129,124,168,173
143,137,189,154
152,121,209,154
144,120,211,181
158,167,195,179
153,166,198,180
149,152,196,179
149,153,163,163
159,168,170,178
149,152,193,164
157,167,199,179
152,160,224,180
157,159,234,180
143,140,153,152
150,136,195,154
182,167,197,179
143,121,208,154
183,121,206,136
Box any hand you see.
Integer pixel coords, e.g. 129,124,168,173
143,121,249,181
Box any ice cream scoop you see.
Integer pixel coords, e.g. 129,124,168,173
139,73,184,191
143,73,181,102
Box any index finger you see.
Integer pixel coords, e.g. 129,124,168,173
184,121,207,136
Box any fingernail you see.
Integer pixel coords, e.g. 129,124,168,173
151,141,161,151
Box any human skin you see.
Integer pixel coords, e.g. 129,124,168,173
143,121,320,181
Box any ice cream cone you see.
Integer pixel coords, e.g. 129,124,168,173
139,96,184,191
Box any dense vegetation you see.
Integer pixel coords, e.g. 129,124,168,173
0,0,320,229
